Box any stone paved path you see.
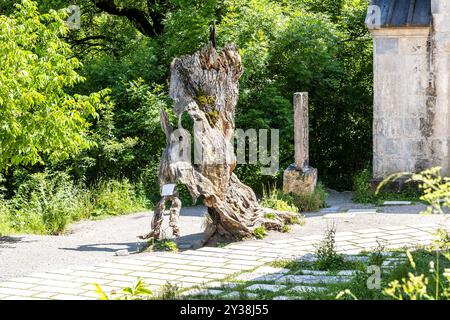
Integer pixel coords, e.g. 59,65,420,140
0,221,449,300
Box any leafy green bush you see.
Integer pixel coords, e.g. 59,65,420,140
0,0,109,170
353,168,375,203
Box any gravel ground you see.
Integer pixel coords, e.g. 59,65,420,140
0,207,208,282
1,191,449,281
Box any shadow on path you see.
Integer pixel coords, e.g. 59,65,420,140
0,236,36,248
59,232,207,253
60,242,141,253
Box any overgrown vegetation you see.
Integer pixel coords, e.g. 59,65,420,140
379,167,450,215
261,184,328,213
252,226,267,239
261,187,299,213
383,250,450,300
153,239,179,252
315,224,346,271
337,231,450,300
353,167,422,204
0,171,144,235
292,183,328,212
159,282,181,300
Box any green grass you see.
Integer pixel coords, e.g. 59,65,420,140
270,258,365,274
333,249,450,300
0,203,13,236
86,179,146,219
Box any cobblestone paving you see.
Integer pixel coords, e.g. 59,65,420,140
1,222,449,300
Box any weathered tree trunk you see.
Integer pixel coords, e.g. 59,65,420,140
142,43,297,242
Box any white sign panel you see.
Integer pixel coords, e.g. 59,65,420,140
161,184,176,197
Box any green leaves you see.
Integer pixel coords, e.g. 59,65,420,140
0,0,109,170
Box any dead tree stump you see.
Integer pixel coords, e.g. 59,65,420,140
142,43,298,242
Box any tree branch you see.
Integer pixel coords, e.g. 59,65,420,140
92,0,163,38
147,0,165,36
67,35,107,45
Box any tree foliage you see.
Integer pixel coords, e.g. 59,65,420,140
0,0,109,170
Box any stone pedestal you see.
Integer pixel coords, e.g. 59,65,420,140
283,164,318,196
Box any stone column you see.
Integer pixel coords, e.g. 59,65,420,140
294,92,309,170
283,92,318,195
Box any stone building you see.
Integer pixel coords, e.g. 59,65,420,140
367,0,450,179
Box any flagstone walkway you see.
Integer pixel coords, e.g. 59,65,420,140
0,221,449,300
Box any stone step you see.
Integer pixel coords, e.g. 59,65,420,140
245,284,286,292
383,201,413,206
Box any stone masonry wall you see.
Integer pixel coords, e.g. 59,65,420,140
431,0,450,175
372,28,435,178
371,0,450,179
